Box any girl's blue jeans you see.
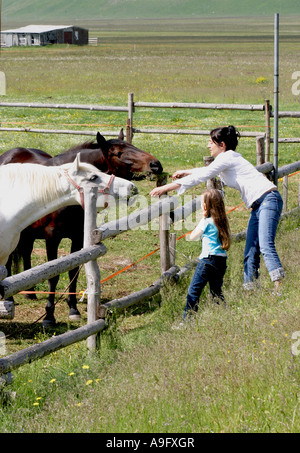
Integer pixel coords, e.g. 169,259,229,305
184,255,227,318
244,189,284,284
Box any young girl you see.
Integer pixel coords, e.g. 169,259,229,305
183,189,230,318
150,125,284,293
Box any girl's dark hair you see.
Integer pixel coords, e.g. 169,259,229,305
210,125,240,151
202,189,231,251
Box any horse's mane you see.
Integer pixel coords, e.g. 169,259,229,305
0,163,64,204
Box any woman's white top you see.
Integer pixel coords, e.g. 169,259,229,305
177,150,276,208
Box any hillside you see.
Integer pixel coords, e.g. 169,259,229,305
2,0,300,26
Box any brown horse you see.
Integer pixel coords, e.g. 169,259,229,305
4,130,163,326
0,147,52,165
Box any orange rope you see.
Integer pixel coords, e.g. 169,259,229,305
100,247,160,283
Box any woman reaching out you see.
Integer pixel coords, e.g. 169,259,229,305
150,125,284,292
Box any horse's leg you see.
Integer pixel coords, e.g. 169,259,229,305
43,237,61,327
20,235,37,300
4,254,14,303
67,235,84,321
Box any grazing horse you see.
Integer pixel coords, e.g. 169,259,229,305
4,131,162,326
0,156,137,267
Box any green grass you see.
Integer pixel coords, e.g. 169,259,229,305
0,214,299,433
0,17,300,433
2,0,300,23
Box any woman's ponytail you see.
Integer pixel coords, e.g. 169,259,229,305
210,125,240,151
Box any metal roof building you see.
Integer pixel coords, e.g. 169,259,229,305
1,25,88,47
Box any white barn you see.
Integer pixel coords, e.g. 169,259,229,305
1,25,88,47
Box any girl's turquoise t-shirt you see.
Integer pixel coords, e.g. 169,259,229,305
198,217,227,259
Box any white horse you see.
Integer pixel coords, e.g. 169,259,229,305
0,154,137,266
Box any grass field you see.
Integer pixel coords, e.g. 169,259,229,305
0,17,300,433
3,0,300,22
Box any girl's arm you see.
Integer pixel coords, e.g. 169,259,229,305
172,169,193,179
189,207,207,241
189,223,204,241
149,169,194,197
149,181,181,197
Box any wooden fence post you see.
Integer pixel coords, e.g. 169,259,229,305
203,156,219,189
157,173,171,274
84,187,101,352
127,92,134,143
264,99,271,162
256,136,265,165
169,233,177,267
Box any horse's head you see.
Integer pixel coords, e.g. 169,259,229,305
63,154,138,208
97,130,163,180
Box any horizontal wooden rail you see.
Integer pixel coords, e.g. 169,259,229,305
133,127,263,138
0,127,119,137
103,265,180,311
92,196,179,243
0,102,128,112
134,101,265,111
278,160,300,179
0,318,106,375
0,244,107,300
271,111,300,118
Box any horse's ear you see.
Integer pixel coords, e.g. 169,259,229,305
71,153,80,171
96,132,107,148
118,128,124,141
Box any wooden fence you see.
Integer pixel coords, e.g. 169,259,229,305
1,94,300,169
0,158,300,382
0,95,269,144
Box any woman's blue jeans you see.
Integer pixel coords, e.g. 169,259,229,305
184,255,227,318
244,190,284,284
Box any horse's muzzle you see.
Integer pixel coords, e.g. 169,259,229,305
150,160,163,174
131,185,139,197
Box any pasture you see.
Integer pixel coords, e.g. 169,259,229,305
0,17,300,432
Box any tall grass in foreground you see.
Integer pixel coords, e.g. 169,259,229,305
0,214,299,433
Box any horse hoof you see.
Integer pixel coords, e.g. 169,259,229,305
69,308,81,321
43,318,56,328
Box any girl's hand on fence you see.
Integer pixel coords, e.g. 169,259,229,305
172,170,192,180
149,182,181,197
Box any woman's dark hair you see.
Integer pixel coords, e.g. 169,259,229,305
210,125,240,151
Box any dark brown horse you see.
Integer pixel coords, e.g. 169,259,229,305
0,147,52,165
4,130,163,326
